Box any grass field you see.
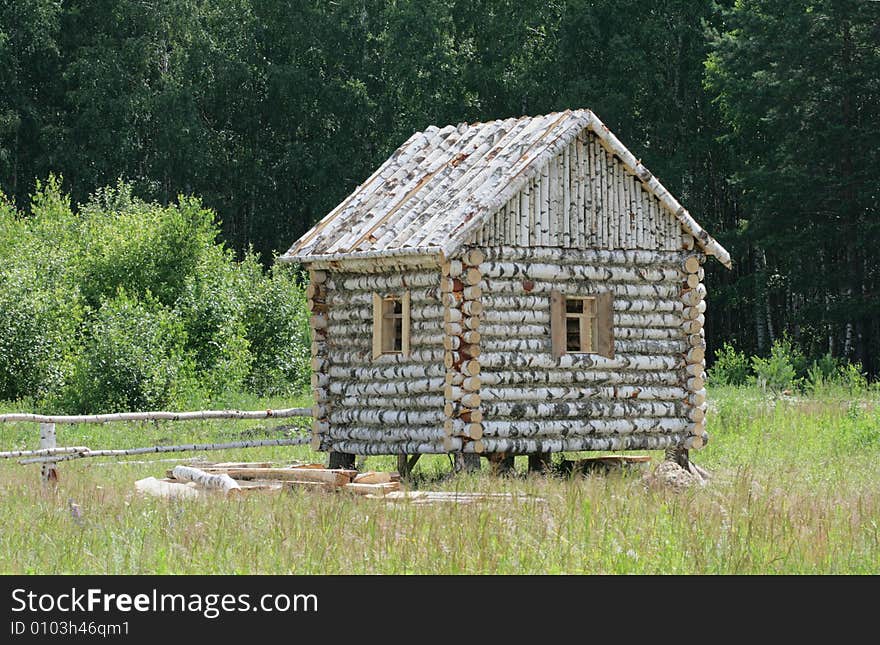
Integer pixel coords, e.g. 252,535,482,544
1,387,879,574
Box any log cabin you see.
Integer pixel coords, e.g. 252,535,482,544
279,109,731,471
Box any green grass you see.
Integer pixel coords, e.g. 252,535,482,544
1,386,879,574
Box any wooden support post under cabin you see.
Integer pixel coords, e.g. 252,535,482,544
487,452,515,476
39,423,58,484
328,451,356,470
664,445,690,470
397,453,421,479
454,453,481,473
528,452,552,474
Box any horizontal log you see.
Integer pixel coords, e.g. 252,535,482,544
312,404,330,419
683,301,707,320
681,284,707,307
682,315,705,334
685,362,706,377
474,434,687,455
461,359,481,376
480,385,688,402
329,378,445,396
460,343,481,358
687,389,707,407
462,330,481,344
481,417,690,438
682,255,701,274
445,322,463,336
441,292,463,307
171,466,240,494
0,407,312,425
313,387,330,403
462,248,486,266
687,331,705,347
444,351,460,369
328,304,441,323
463,316,481,330
312,419,329,435
681,234,695,251
479,324,684,342
462,285,482,300
327,364,445,380
327,440,455,455
329,427,448,442
445,372,464,386
481,246,685,266
479,369,681,387
482,262,682,284
482,279,680,300
687,376,705,391
686,347,705,363
331,349,445,365
440,277,464,293
309,269,328,284
222,467,355,486
443,259,463,277
462,301,483,316
338,395,445,410
444,335,461,351
460,409,483,424
311,372,330,388
484,400,678,419
480,294,682,314
330,272,439,291
329,409,444,426
480,352,683,371
444,307,462,323
688,405,707,423
462,376,481,391
444,419,483,440
463,268,482,286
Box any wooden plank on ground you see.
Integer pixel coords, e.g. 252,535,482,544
209,467,356,486
344,482,400,496
353,471,393,485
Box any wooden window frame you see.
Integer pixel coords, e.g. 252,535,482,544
372,291,411,359
551,290,614,359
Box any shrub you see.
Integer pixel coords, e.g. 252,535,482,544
62,290,198,412
751,338,801,392
242,261,311,396
708,342,750,386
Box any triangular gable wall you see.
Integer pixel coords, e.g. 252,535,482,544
468,129,683,251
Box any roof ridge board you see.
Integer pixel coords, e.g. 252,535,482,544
287,128,438,258
405,114,562,249
335,125,466,253
440,111,587,256
365,121,495,252
319,127,457,255
379,118,525,250
386,117,532,250
284,129,431,258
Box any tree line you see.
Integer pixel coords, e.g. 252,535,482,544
1,0,878,373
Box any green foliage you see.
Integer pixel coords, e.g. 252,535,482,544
62,290,197,413
750,338,803,392
0,179,310,412
242,262,311,396
708,342,750,386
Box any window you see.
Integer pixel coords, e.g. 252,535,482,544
565,297,598,352
550,290,614,359
372,291,410,359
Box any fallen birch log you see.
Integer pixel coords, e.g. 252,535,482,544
18,437,310,465
171,466,241,494
217,467,356,486
0,408,312,425
135,477,201,499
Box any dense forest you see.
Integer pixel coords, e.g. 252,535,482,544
1,0,878,375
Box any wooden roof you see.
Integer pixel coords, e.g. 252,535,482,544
281,109,731,268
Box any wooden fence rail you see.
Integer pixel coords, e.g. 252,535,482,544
0,407,313,483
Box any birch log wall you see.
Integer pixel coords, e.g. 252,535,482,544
282,110,731,459
315,263,449,455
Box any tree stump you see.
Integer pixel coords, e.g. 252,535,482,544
397,453,421,480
